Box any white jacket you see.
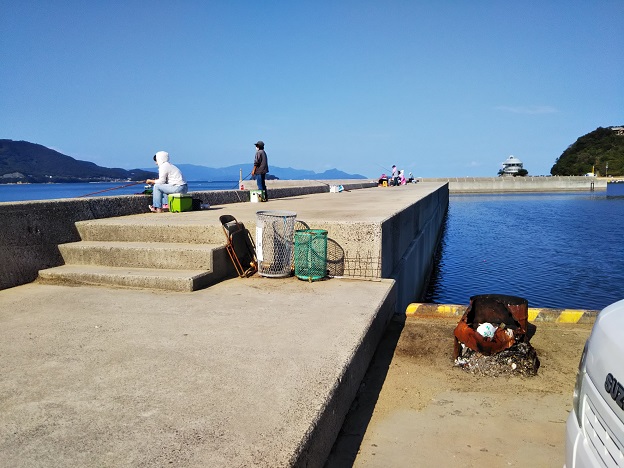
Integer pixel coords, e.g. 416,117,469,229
154,151,187,186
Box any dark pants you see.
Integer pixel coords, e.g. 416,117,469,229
256,173,268,200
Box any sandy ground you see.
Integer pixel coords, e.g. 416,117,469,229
326,315,593,468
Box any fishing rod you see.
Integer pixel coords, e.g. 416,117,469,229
313,180,351,192
76,181,145,198
232,170,253,190
376,163,393,174
230,170,253,203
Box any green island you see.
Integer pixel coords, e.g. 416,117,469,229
550,126,624,177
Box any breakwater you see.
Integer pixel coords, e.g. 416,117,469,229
0,181,376,291
0,181,450,466
422,176,607,193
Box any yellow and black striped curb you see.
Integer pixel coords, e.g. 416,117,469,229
405,303,599,324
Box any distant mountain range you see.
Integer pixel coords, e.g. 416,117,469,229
0,140,154,183
0,140,366,183
169,164,366,182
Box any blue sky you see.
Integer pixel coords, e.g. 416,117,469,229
2,1,622,178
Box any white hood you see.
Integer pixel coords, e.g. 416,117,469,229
155,151,169,164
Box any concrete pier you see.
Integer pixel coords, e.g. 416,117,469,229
421,176,608,193
0,182,448,467
0,180,376,291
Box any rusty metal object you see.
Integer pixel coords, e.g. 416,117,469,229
453,294,533,359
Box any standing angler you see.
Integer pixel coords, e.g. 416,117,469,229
252,140,269,202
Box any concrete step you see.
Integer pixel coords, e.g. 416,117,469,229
58,241,228,271
37,264,230,292
75,217,231,244
38,213,247,291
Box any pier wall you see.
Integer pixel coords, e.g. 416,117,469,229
0,181,375,291
422,176,608,193
261,183,450,313
0,195,159,292
382,185,449,311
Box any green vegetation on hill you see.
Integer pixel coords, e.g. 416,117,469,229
0,140,155,183
550,126,624,176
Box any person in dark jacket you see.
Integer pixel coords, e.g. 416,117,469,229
252,140,269,201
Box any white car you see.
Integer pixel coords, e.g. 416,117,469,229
566,299,624,467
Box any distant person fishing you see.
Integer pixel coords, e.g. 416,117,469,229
145,151,188,213
251,141,269,202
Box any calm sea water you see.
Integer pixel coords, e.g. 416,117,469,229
424,192,624,311
0,181,240,202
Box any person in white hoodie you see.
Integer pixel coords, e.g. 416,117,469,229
146,151,188,213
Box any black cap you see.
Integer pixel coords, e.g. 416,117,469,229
255,141,265,148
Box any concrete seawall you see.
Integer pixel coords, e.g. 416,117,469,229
422,176,607,193
0,182,448,466
0,180,375,291
383,185,448,309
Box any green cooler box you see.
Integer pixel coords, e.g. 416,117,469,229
168,193,193,212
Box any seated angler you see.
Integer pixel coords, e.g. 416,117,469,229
146,151,188,213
